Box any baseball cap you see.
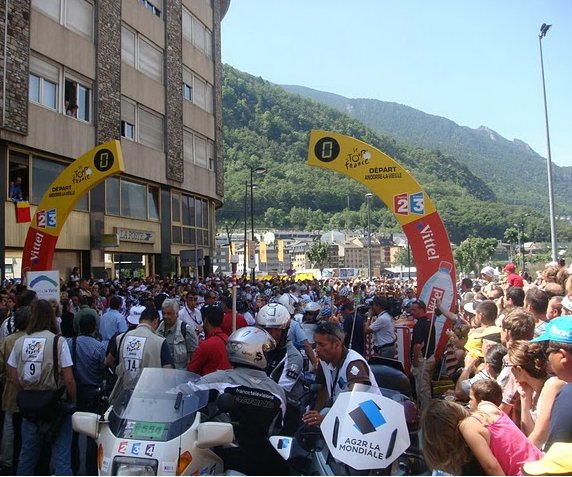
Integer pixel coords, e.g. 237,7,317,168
481,266,496,278
531,316,572,345
521,442,572,475
503,263,516,273
127,304,146,325
562,295,572,312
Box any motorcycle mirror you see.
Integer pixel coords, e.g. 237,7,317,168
196,422,235,449
72,411,99,440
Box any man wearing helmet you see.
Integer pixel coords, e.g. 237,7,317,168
257,303,305,433
302,321,380,428
202,326,287,475
277,293,319,368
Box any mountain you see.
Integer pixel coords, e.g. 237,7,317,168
281,85,572,215
220,65,569,244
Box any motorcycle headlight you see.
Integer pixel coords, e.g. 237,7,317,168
112,456,158,476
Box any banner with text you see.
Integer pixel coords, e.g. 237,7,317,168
307,130,456,359
22,141,125,275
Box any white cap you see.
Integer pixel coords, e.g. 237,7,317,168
480,266,496,278
127,304,145,325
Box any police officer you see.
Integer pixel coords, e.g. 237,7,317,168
256,303,304,434
202,327,287,476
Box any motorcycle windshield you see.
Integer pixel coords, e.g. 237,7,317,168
109,368,210,441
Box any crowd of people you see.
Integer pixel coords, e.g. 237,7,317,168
423,260,572,475
0,261,569,475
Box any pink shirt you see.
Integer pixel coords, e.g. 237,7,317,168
484,410,543,475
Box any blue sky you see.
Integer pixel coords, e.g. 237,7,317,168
221,1,572,167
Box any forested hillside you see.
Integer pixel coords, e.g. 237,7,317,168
220,66,570,244
282,85,572,216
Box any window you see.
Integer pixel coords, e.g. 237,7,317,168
121,99,135,140
7,150,88,210
183,130,214,171
139,108,164,151
64,78,91,121
121,97,164,151
121,25,163,83
182,68,213,113
32,0,94,40
29,54,92,122
182,8,212,58
8,151,29,202
32,157,88,210
106,177,159,221
183,68,193,101
138,0,162,18
29,56,58,110
171,192,209,246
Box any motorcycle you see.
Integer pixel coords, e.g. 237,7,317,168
269,358,429,476
72,368,236,476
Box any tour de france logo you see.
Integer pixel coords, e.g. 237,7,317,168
94,148,115,172
314,137,340,163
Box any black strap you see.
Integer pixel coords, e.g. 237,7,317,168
180,321,187,339
53,335,61,384
116,332,128,367
7,317,12,335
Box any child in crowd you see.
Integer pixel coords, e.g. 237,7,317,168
461,380,543,475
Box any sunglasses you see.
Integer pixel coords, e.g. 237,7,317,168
315,321,344,341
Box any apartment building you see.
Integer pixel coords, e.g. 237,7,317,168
0,0,230,280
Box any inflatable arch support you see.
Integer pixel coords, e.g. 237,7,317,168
307,130,456,360
22,140,125,275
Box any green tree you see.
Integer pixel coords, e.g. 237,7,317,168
392,247,411,267
306,240,329,272
454,236,498,274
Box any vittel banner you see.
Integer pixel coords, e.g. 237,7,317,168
307,130,456,359
22,141,125,276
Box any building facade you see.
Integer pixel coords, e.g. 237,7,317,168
0,0,230,280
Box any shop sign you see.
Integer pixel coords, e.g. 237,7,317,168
116,228,155,243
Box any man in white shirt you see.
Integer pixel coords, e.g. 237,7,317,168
178,292,203,340
365,295,397,358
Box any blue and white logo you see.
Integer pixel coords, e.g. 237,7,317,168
349,399,386,435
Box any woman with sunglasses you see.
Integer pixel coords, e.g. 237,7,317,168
508,339,566,449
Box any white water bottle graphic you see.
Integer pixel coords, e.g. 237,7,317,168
419,261,454,315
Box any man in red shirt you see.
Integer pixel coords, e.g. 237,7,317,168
221,295,248,336
187,306,231,376
504,263,524,288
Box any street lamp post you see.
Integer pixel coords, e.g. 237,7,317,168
230,254,239,332
243,181,248,278
515,222,524,271
246,166,266,283
365,193,373,279
538,23,558,262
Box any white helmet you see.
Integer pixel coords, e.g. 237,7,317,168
277,293,296,315
304,301,321,313
256,303,291,329
226,326,276,370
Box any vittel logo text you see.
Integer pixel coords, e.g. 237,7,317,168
30,232,44,264
416,222,440,261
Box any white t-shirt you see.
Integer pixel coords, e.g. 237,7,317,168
8,335,73,370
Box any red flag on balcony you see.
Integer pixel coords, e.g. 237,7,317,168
15,201,31,223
